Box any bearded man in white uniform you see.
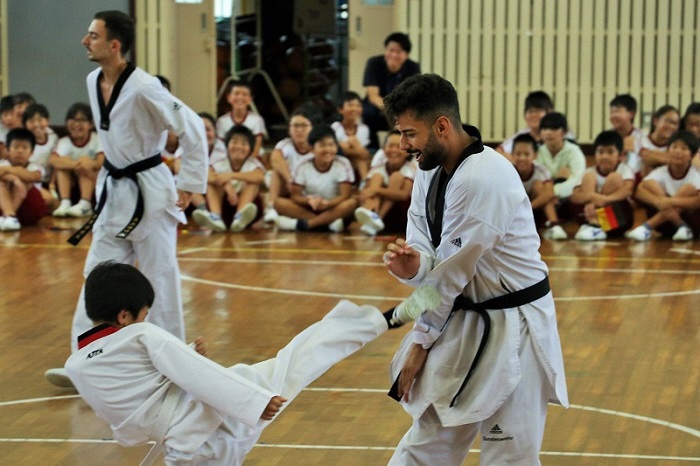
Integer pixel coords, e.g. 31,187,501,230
47,10,208,387
382,74,568,465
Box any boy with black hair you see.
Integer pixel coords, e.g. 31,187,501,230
23,103,59,205
511,133,565,239
628,130,700,241
216,80,267,157
537,112,586,201
274,125,357,232
331,91,371,181
497,90,553,158
192,125,264,232
609,94,645,173
571,130,635,241
65,260,392,465
0,128,48,230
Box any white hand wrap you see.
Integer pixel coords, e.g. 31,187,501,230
391,285,441,325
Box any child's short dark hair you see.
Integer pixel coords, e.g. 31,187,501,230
609,94,637,114
224,125,255,151
66,102,93,123
6,128,36,151
337,91,362,108
593,130,623,153
668,130,700,155
23,103,50,125
155,75,171,91
512,133,538,152
14,92,35,107
94,10,135,55
384,32,412,53
85,261,155,323
524,91,554,112
539,112,568,131
290,103,322,126
0,95,15,113
308,125,337,146
198,112,216,128
681,103,700,130
228,80,252,94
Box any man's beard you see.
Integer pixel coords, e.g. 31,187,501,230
417,132,446,171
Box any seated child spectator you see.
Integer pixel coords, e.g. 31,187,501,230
497,91,553,160
216,80,267,157
331,91,371,181
192,125,264,232
511,133,567,240
627,130,700,241
608,94,645,175
354,130,414,236
23,103,59,206
570,130,635,241
189,112,227,211
0,128,47,230
274,125,357,232
680,103,700,169
537,112,586,204
65,261,390,466
50,103,104,217
638,105,680,176
13,92,35,121
1,95,22,159
263,105,317,223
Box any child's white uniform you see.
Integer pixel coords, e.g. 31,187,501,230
574,162,635,192
644,164,700,195
637,134,669,172
216,111,268,142
292,156,355,199
0,159,44,189
70,65,208,351
619,127,646,174
54,132,103,161
273,137,313,173
331,121,370,148
519,161,551,197
209,148,265,194
366,160,416,186
29,130,58,184
65,301,388,465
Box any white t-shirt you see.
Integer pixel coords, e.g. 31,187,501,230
574,163,635,193
273,137,313,172
366,160,417,186
644,164,700,196
331,121,370,148
54,132,103,161
292,156,355,199
29,130,58,183
216,111,268,141
0,159,44,188
519,161,552,197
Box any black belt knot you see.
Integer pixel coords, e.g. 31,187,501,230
388,275,550,407
68,154,162,246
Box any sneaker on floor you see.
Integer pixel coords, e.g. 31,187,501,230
328,218,345,233
52,202,71,217
575,224,607,241
263,206,279,223
66,203,93,218
626,224,652,242
354,207,385,232
1,216,20,231
544,224,568,240
275,215,298,231
672,225,693,241
360,223,378,236
45,368,75,389
192,209,226,232
230,204,258,232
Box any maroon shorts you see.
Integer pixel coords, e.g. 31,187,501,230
16,186,48,226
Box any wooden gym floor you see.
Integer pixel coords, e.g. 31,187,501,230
0,216,698,465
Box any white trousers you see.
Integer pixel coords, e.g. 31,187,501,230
71,219,184,352
389,316,549,466
164,300,388,466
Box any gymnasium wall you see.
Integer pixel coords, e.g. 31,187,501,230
396,0,698,143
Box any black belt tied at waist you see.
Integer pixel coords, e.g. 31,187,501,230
388,275,550,407
68,154,162,246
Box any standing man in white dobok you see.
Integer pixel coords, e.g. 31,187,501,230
46,10,208,387
382,74,568,465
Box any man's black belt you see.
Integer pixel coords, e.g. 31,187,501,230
68,154,162,246
388,275,550,406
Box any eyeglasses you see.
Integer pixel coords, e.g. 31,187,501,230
69,118,91,123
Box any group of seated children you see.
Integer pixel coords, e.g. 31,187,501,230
188,82,416,235
507,91,700,242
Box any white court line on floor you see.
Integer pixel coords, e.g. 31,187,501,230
177,247,208,255
180,273,700,303
242,238,294,245
178,257,383,267
670,248,700,256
